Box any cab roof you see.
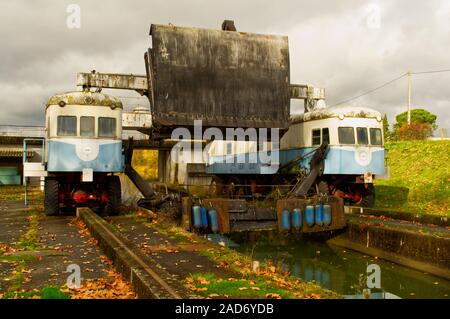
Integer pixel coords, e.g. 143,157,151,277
291,106,382,124
46,91,123,109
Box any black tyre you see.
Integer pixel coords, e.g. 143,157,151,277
106,175,121,216
360,184,375,208
44,179,59,216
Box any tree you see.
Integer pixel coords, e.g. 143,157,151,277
394,109,437,130
394,121,433,140
382,114,391,141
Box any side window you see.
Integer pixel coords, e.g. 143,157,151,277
57,116,77,136
370,128,383,145
322,128,330,144
98,117,116,138
356,127,368,145
338,127,355,144
312,129,321,146
80,116,95,137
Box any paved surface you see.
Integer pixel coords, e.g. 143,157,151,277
107,215,238,280
0,201,109,294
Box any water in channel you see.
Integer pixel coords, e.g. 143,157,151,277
232,237,450,299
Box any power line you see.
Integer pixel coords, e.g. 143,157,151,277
329,68,450,107
411,69,450,75
329,73,407,107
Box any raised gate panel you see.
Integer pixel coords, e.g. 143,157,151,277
149,24,290,129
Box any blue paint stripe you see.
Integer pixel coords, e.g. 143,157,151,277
47,140,124,172
207,147,385,175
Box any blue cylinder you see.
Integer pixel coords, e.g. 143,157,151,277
208,209,219,233
305,205,315,227
280,209,291,231
291,208,302,230
315,269,323,283
315,204,324,226
192,205,202,229
291,263,301,277
200,206,208,229
321,271,331,288
323,204,332,226
304,267,314,282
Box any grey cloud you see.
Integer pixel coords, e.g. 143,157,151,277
0,0,448,131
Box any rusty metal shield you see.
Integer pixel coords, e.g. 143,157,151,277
148,24,290,130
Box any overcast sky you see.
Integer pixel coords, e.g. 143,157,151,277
0,0,449,132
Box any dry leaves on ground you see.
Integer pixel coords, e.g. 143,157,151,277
66,269,137,299
0,243,18,255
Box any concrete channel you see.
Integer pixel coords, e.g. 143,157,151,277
78,203,449,299
332,208,450,280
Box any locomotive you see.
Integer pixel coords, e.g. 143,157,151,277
206,105,385,207
43,91,123,216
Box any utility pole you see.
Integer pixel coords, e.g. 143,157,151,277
407,71,412,126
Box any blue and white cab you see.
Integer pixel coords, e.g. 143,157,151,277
45,91,124,175
280,106,385,177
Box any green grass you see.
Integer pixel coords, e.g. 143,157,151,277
185,272,338,299
375,140,449,216
0,185,43,201
2,286,70,299
186,273,293,298
0,186,25,201
14,209,40,251
0,207,42,298
0,254,36,263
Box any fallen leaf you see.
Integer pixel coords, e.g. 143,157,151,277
197,277,210,285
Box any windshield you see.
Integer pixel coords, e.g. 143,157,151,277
80,116,95,137
98,117,116,138
370,128,383,145
338,127,355,144
357,127,369,145
57,116,76,136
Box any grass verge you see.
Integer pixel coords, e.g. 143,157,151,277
375,140,449,217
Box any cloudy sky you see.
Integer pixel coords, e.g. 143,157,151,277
0,0,449,132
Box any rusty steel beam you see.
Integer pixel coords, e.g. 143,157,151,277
290,84,325,100
77,72,322,101
76,72,149,95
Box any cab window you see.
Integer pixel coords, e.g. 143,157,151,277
312,129,321,146
57,116,77,136
80,116,95,137
338,127,355,144
356,127,368,145
98,117,116,138
322,128,330,144
370,128,383,145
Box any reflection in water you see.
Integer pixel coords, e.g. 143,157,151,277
234,238,450,299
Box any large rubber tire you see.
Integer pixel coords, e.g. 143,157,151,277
44,179,59,216
361,184,375,208
106,175,121,216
